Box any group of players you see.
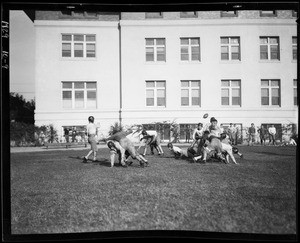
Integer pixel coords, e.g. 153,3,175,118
82,115,243,167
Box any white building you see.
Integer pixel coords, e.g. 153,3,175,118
28,10,298,142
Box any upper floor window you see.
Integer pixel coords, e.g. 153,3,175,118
146,81,166,107
260,10,277,17
292,10,298,17
180,38,200,61
221,11,238,17
221,37,240,61
60,11,98,19
221,80,241,106
145,38,166,62
260,37,280,60
62,34,96,58
180,12,198,18
62,81,97,109
294,79,297,106
292,37,297,60
181,80,201,106
145,12,163,18
261,79,281,106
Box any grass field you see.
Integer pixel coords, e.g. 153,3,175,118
10,145,297,236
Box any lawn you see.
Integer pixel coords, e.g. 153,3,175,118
9,145,297,237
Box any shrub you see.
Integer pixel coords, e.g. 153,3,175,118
108,122,124,135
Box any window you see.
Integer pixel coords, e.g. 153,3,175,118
60,11,98,19
292,37,297,60
146,81,166,107
62,81,97,109
180,12,198,18
221,80,241,106
260,10,277,17
221,11,238,17
260,37,280,60
62,34,96,58
221,37,240,60
292,10,298,17
180,38,200,61
145,12,163,18
145,38,166,62
261,79,280,106
181,80,201,106
294,79,297,106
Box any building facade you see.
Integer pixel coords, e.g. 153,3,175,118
31,10,298,141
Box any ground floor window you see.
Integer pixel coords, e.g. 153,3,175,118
62,125,86,143
261,123,282,142
220,123,243,144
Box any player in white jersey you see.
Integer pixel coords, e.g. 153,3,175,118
83,116,98,163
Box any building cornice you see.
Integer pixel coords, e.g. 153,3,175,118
34,20,119,27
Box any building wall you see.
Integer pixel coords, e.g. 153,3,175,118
34,20,120,137
33,11,298,139
119,18,297,128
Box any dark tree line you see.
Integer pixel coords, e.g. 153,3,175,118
10,92,35,124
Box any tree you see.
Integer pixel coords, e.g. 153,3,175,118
10,92,35,124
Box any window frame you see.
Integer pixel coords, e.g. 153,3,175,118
180,11,198,18
62,81,97,109
220,11,238,17
61,34,96,59
259,36,280,61
294,79,297,106
180,80,201,107
59,11,98,19
259,10,277,17
220,36,241,61
221,80,241,107
292,36,297,60
145,80,166,107
145,38,166,62
260,79,281,107
145,12,163,19
180,37,201,62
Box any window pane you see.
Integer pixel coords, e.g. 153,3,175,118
146,81,155,88
230,38,239,44
292,37,297,44
62,82,72,89
222,97,229,105
156,38,165,45
74,43,83,57
261,88,269,97
147,98,154,106
221,46,229,53
146,47,154,61
271,88,279,97
86,82,96,89
261,80,269,86
260,52,268,59
269,38,278,44
232,97,240,106
87,91,96,99
192,97,200,106
181,46,189,54
86,44,96,57
271,80,279,86
221,89,229,97
232,89,240,97
74,35,84,41
221,38,229,44
231,46,239,53
231,53,240,60
191,46,200,60
62,34,72,41
181,81,189,87
157,89,165,98
146,89,154,98
272,97,280,105
145,12,162,18
221,53,229,60
293,80,297,87
75,91,84,108
146,39,154,45
181,89,189,97
157,54,165,61
270,51,279,60
191,89,200,105
180,38,189,45
191,81,200,87
157,98,165,106
221,81,230,87
181,97,189,106
260,38,268,44
63,90,72,99
62,43,71,57
74,82,84,89
261,97,269,105
156,81,165,87
231,81,240,87
181,54,189,61
293,46,297,59
191,38,199,45
86,35,96,42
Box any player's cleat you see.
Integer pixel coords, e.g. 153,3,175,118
82,157,88,163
